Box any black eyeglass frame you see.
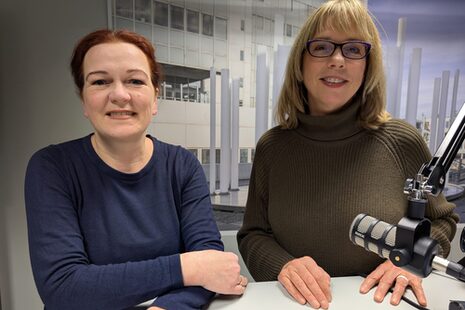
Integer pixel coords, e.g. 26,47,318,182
305,39,372,60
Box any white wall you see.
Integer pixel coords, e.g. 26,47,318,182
0,0,107,309
151,99,257,148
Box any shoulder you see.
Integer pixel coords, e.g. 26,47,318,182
370,119,430,174
28,136,87,168
372,119,428,154
256,126,293,153
152,137,197,164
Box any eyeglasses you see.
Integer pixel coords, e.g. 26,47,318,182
306,39,371,60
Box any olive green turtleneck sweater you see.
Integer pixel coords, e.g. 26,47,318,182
237,101,459,280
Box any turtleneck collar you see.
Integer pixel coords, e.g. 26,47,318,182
295,99,363,141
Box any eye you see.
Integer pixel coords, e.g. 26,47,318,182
312,42,330,51
128,79,146,85
344,44,363,55
91,79,108,86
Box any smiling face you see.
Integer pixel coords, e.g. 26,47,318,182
81,42,157,142
302,29,367,116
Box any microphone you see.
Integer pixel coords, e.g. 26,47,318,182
350,213,465,281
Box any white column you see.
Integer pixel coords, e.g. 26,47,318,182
220,69,230,194
393,18,407,118
405,48,422,126
209,67,216,194
273,14,284,51
450,69,460,122
230,79,240,191
386,45,399,116
437,71,450,146
272,45,290,127
255,50,269,144
429,77,441,152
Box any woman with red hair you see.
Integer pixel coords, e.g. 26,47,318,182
25,29,247,310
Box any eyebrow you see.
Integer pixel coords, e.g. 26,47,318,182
85,69,149,81
313,37,364,42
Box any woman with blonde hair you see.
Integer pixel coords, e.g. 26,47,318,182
238,0,458,308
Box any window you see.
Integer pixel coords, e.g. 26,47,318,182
116,0,133,19
240,50,244,61
188,148,198,159
215,17,227,40
135,0,151,23
285,24,292,37
240,19,245,31
201,149,210,164
153,1,168,26
251,149,255,162
170,5,184,30
239,100,243,107
240,149,248,163
254,15,263,30
202,13,213,36
187,10,199,33
239,77,244,88
293,26,299,37
216,149,221,164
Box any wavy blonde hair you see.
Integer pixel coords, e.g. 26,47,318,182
275,0,390,129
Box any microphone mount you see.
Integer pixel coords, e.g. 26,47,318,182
391,102,465,280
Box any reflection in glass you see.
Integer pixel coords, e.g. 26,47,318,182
202,13,213,36
116,0,133,19
153,1,168,26
135,0,151,23
171,5,184,30
187,10,200,33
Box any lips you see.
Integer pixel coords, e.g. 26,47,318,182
106,111,136,117
320,77,347,85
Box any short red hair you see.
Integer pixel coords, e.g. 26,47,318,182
70,29,162,96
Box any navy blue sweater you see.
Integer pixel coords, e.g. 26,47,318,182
25,134,223,310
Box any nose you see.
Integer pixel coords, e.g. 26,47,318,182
108,82,131,105
328,46,345,69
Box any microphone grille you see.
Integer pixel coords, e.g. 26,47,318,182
350,214,397,260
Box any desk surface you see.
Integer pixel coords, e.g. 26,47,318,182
207,272,465,309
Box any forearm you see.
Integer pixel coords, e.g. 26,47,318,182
427,195,459,257
238,230,294,281
151,286,215,310
33,255,184,310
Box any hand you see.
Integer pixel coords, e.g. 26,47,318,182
180,250,248,295
147,307,165,310
278,256,331,309
359,260,427,307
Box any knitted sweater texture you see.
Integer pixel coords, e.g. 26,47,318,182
237,101,459,280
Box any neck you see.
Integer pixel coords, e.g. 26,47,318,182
91,133,153,173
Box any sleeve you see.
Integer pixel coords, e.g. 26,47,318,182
236,135,295,281
25,149,185,310
151,151,223,309
396,122,459,257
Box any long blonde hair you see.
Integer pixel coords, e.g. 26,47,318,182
275,0,390,129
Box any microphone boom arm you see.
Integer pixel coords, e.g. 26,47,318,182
393,102,465,280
